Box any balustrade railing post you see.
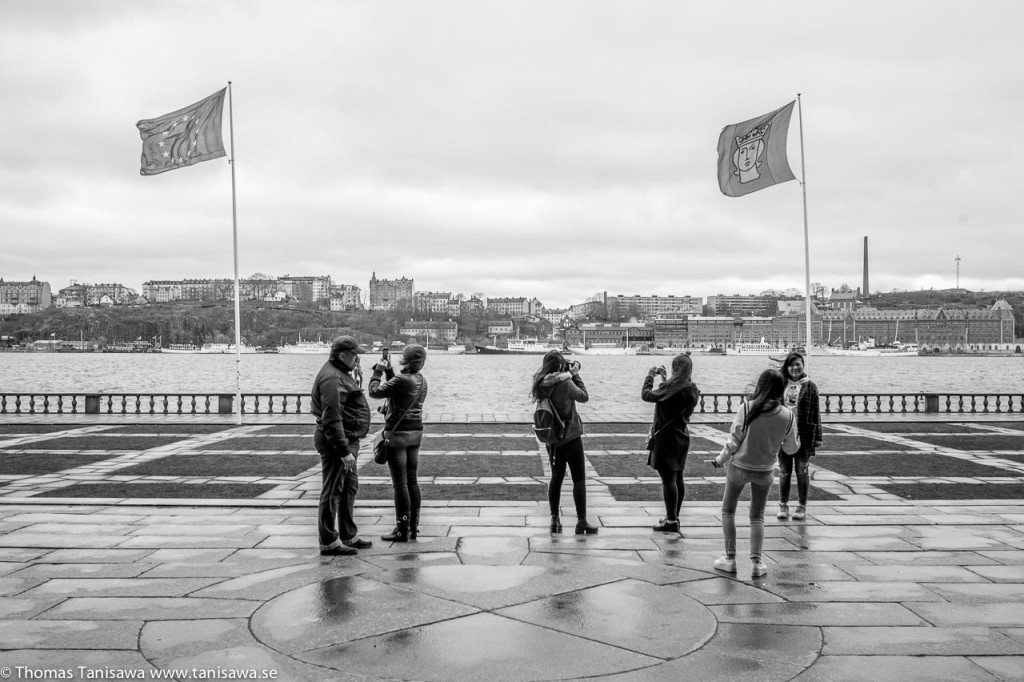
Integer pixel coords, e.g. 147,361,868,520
218,395,233,414
924,393,939,413
85,394,100,415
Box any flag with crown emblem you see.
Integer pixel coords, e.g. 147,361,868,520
137,89,226,176
717,101,796,197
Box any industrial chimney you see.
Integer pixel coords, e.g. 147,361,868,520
863,236,870,300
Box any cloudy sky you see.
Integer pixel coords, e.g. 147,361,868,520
2,1,1022,309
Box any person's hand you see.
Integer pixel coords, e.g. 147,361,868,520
569,360,581,375
710,458,723,469
341,453,356,473
373,359,391,373
814,440,823,449
649,365,660,375
656,366,667,378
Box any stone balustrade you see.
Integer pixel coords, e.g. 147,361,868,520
1,392,1022,416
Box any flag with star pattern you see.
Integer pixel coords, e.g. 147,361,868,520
136,88,226,176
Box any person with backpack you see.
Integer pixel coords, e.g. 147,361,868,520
711,368,800,578
531,349,597,535
641,353,700,534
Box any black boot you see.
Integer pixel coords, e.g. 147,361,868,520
575,518,599,535
409,510,420,540
381,515,409,542
550,515,563,534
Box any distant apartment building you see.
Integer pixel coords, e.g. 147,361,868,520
705,294,772,315
686,316,738,348
486,296,542,317
539,308,569,326
414,291,461,316
142,281,183,303
57,282,137,308
399,319,458,343
369,273,414,310
280,275,331,302
0,276,52,314
828,289,861,310
328,284,362,311
567,300,604,320
605,293,702,319
735,316,774,343
564,322,654,347
651,312,689,347
486,321,514,336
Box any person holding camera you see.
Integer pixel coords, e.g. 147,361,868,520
311,336,372,555
641,353,700,534
776,351,822,521
531,349,597,535
368,344,429,542
711,369,800,578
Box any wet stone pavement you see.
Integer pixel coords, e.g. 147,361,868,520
0,415,1022,680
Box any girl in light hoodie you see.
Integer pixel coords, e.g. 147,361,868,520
532,350,597,535
712,369,800,578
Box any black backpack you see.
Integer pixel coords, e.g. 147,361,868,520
533,396,565,444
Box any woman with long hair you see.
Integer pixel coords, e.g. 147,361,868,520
776,352,822,521
712,369,800,578
641,353,700,533
368,344,428,542
532,349,597,535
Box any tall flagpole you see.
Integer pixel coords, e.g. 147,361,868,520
797,93,813,367
228,81,243,425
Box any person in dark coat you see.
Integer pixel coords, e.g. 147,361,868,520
311,336,372,555
531,349,597,535
368,344,428,542
776,351,822,521
641,353,700,533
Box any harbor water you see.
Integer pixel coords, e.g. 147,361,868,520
1,352,1020,414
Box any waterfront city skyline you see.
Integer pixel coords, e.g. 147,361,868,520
2,2,1023,309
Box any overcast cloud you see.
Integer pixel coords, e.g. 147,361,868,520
1,0,1021,309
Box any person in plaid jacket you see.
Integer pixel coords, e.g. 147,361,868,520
776,352,822,521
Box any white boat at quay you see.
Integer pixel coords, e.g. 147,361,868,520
278,340,331,355
568,343,640,356
823,340,921,357
650,346,710,356
726,340,793,356
475,338,557,355
161,343,258,354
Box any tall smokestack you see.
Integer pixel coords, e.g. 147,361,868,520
863,236,870,299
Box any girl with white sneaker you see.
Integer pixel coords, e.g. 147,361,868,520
776,352,822,522
712,369,800,578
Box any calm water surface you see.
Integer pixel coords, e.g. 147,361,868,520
1,352,1020,413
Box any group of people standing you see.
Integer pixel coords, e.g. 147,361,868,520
311,336,822,579
311,336,428,555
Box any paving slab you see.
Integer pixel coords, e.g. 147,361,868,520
2,415,1024,679
790,655,1002,681
822,626,1024,656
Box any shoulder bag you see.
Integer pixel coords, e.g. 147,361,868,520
645,413,686,451
372,377,425,465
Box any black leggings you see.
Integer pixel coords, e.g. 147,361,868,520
657,468,684,520
547,437,587,517
777,453,809,506
386,445,421,519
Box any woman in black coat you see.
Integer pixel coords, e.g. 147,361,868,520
642,353,700,533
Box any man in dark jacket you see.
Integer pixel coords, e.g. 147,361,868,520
311,336,372,555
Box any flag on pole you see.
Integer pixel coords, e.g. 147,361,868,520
136,89,226,176
717,101,796,197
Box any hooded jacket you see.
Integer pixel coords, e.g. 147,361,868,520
537,371,588,446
